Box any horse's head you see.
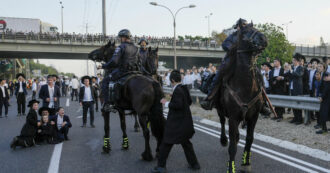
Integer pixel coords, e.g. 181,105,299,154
147,46,159,74
88,41,116,63
238,23,268,54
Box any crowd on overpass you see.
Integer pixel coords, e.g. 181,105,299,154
162,55,330,134
1,29,217,48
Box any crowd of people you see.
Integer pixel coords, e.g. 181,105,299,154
0,72,104,150
162,55,330,134
1,29,214,48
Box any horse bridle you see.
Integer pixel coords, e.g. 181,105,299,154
237,29,259,53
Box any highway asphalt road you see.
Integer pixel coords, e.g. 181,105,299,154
0,93,329,173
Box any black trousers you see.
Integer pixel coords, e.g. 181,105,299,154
82,101,94,125
95,98,99,111
71,89,78,101
16,93,26,114
57,124,70,139
0,99,9,116
158,140,199,168
32,91,36,100
275,107,285,118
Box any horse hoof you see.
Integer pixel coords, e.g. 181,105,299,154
240,165,251,173
141,151,153,161
102,147,111,154
220,136,228,147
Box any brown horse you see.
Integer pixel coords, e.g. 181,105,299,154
215,23,268,173
89,41,165,161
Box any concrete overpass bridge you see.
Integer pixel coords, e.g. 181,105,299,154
0,33,329,68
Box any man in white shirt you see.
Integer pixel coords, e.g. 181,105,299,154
79,76,96,128
14,73,27,116
262,62,271,94
0,79,9,118
32,79,37,100
71,76,79,101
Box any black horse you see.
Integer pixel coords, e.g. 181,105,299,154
89,41,165,161
215,23,268,172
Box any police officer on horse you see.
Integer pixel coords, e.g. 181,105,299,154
201,19,271,115
99,29,140,111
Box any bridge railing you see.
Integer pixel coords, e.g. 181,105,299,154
0,32,221,50
294,44,330,57
162,87,321,111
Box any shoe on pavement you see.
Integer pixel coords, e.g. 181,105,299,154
80,124,86,128
276,118,283,122
295,121,303,125
188,163,201,170
151,167,166,173
91,124,95,128
316,129,328,135
289,119,296,124
314,124,321,129
200,99,213,110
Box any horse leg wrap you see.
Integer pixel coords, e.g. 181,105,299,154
227,161,236,173
103,137,111,152
122,137,129,150
242,151,251,166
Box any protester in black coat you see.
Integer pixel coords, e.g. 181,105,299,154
10,100,41,150
39,75,61,115
316,75,330,134
35,107,60,144
152,70,199,173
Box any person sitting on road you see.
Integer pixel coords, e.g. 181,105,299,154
152,70,200,173
36,107,60,144
10,100,41,150
50,107,72,141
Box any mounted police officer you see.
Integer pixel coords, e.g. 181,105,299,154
99,29,140,111
200,19,271,116
200,19,248,110
138,38,151,75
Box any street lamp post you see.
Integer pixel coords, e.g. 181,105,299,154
150,2,196,69
205,13,213,47
282,21,293,41
60,1,64,34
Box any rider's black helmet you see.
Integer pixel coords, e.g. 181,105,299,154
118,29,132,38
234,18,248,29
138,38,149,45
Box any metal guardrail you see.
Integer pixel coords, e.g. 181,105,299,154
163,87,321,111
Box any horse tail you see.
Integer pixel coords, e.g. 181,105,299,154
149,81,165,142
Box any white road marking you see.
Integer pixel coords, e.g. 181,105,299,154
199,119,330,162
194,123,330,173
66,99,70,107
163,111,329,173
193,126,319,173
47,143,63,173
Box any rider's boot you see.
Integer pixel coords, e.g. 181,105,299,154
200,70,223,110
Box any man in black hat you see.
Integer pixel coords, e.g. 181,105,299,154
262,62,272,94
98,29,139,111
0,78,9,118
322,56,330,73
269,58,286,121
79,76,97,128
91,76,100,112
152,70,200,173
14,73,27,116
288,53,304,125
39,75,61,115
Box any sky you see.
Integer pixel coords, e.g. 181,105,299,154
2,0,330,76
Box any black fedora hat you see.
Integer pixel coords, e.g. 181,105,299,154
310,58,320,64
262,62,272,69
16,73,25,79
38,107,51,116
81,75,91,84
28,99,40,107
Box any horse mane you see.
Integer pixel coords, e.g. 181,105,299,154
223,44,238,83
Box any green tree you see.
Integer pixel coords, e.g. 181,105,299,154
256,23,295,65
211,31,227,45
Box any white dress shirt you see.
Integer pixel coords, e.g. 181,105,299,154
263,70,270,88
0,85,5,98
164,83,181,108
309,69,316,90
83,86,93,102
290,66,298,90
327,65,330,73
48,85,55,108
57,114,64,130
71,78,79,89
273,67,280,77
32,82,37,91
19,82,23,92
